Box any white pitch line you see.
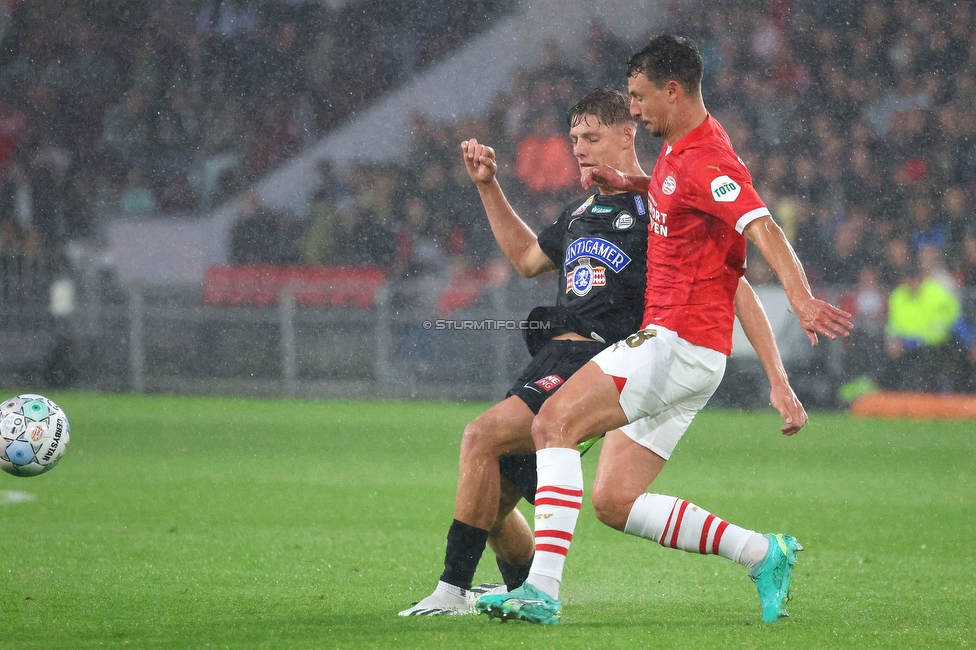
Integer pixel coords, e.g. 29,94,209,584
0,490,36,505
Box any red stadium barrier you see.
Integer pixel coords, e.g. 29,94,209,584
437,266,495,316
850,391,976,420
203,265,388,309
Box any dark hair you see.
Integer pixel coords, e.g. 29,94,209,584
627,34,703,95
567,87,635,129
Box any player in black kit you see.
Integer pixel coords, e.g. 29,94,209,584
399,88,804,616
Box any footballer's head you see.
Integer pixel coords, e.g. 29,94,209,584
566,87,638,171
627,34,703,96
626,35,703,138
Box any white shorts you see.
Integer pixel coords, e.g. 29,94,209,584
592,326,727,460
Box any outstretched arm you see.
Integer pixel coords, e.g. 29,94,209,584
744,216,853,345
581,164,649,194
734,277,807,435
461,139,555,278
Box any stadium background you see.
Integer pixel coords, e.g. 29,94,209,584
1,0,975,407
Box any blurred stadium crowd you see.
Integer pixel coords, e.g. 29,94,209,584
0,0,512,250
1,0,975,392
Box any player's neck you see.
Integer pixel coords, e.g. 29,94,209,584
597,156,645,195
664,100,708,145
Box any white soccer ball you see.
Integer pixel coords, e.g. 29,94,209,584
0,394,70,477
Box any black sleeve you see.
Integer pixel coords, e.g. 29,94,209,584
537,218,564,267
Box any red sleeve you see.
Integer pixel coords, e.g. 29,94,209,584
683,151,770,233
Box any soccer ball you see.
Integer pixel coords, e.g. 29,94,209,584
0,394,70,477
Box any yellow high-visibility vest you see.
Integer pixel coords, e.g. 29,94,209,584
885,278,960,346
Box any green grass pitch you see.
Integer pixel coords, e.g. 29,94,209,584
1,393,974,649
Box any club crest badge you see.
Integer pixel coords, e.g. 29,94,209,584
613,212,634,230
566,257,606,296
662,175,677,195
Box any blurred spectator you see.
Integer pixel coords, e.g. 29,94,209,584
194,0,262,92
907,193,947,254
30,156,70,254
918,243,959,297
0,164,28,254
882,263,976,392
299,160,395,268
790,201,832,286
823,220,868,286
395,194,447,278
117,168,157,217
955,230,976,286
878,237,914,289
0,97,27,173
100,88,152,175
940,185,971,266
580,20,630,90
155,171,199,215
513,107,579,205
229,191,288,265
300,159,342,266
841,266,888,380
152,82,202,179
244,100,303,182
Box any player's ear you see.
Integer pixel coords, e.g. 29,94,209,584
667,79,682,101
622,123,635,146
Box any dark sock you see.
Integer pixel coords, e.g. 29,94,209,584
439,519,489,590
496,556,532,591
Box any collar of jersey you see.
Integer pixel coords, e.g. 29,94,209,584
665,112,715,157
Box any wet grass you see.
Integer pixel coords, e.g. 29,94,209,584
0,393,973,648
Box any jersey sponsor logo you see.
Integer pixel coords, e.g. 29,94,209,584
711,175,740,202
571,196,595,216
566,257,606,296
590,205,614,214
613,212,634,230
533,374,564,391
648,203,668,237
662,175,676,195
634,195,646,215
564,237,631,273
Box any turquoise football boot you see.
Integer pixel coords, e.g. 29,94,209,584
750,533,803,622
475,582,561,624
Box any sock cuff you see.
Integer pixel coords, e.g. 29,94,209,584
440,519,490,589
536,446,581,469
446,519,490,546
536,447,583,487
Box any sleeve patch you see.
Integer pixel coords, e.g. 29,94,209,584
710,175,740,202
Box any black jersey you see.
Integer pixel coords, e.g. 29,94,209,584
532,191,649,350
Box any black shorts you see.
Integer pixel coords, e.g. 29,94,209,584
506,340,607,414
499,339,606,504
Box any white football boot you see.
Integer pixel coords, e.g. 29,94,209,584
398,581,506,616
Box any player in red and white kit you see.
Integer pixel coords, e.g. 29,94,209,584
476,34,853,625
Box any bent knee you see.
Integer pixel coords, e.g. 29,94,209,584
531,402,570,448
459,419,493,459
460,408,527,460
591,485,633,531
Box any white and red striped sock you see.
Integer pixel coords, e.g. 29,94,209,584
524,447,583,600
623,493,769,570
